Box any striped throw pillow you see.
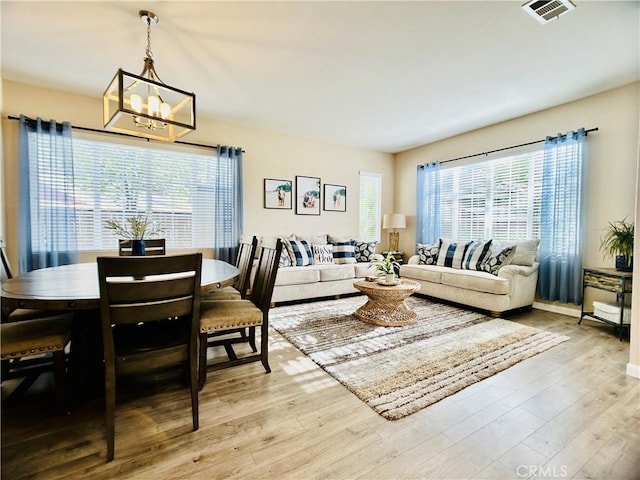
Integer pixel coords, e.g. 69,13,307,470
436,240,471,269
462,240,493,271
332,240,357,264
286,240,313,266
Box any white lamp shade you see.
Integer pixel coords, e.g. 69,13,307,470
383,213,406,229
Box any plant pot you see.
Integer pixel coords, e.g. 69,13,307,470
131,239,146,256
615,255,633,272
385,273,395,284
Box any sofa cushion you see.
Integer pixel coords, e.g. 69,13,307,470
355,241,377,262
483,244,516,275
416,241,440,265
275,266,320,286
436,240,471,269
297,234,328,246
511,239,539,266
354,262,376,277
317,264,356,282
440,269,510,295
332,240,357,264
286,240,313,266
462,240,493,271
312,244,334,265
399,264,445,283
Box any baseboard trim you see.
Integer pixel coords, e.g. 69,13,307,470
532,301,581,318
626,362,640,379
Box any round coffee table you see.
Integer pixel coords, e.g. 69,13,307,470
353,279,421,326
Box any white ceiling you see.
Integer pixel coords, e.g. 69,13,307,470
1,1,638,153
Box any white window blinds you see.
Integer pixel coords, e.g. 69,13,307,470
439,149,543,241
359,171,382,242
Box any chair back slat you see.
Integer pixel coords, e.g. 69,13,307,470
234,235,258,298
249,239,283,312
0,237,13,281
108,296,195,325
118,239,166,256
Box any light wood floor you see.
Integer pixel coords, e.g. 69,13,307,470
2,301,639,480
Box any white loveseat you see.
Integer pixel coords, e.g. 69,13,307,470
262,234,377,304
399,239,540,316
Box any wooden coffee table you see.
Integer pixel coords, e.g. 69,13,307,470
353,279,421,326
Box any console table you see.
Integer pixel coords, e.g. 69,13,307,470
579,267,632,340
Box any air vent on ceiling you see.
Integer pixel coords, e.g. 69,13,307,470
522,0,576,24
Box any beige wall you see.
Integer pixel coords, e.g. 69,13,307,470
0,80,394,266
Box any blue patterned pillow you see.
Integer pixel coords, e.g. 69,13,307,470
355,241,377,262
416,241,441,265
462,240,493,271
436,240,471,269
286,240,313,266
331,240,357,264
483,245,516,275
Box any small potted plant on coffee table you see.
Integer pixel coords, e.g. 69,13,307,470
370,251,400,284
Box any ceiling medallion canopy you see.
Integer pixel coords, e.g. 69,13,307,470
103,10,196,142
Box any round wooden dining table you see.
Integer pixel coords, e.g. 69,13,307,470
1,258,239,316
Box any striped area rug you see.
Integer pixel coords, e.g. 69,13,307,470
270,296,569,420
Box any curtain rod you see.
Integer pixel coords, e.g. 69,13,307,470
431,127,599,166
7,115,245,153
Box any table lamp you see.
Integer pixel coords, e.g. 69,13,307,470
383,213,406,252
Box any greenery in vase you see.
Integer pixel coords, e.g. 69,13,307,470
105,214,162,240
370,251,400,275
599,217,634,261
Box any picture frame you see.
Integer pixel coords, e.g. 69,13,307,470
323,184,347,212
295,175,321,215
264,178,292,209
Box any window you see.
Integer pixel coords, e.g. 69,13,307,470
438,148,543,241
359,171,382,242
70,134,223,250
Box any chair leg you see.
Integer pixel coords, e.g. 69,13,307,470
248,326,257,352
190,342,199,431
105,366,116,462
198,332,208,391
52,350,70,415
260,324,271,374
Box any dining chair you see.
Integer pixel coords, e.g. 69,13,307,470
201,235,258,301
118,238,166,256
198,239,282,390
1,238,74,412
97,253,202,462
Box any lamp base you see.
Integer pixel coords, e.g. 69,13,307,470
388,232,400,252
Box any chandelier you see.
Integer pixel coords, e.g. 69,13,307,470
103,10,196,142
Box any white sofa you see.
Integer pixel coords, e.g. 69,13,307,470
399,239,540,316
262,234,377,304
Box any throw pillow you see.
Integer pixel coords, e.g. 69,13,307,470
331,240,357,264
416,241,440,265
436,239,471,269
286,240,313,266
279,248,293,267
312,244,334,265
462,240,493,271
483,245,516,276
510,239,540,266
355,241,377,262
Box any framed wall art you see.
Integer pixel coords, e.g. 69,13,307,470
323,184,346,212
295,175,321,215
264,178,292,209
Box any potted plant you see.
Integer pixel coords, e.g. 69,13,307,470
105,214,162,256
600,217,634,271
370,251,400,284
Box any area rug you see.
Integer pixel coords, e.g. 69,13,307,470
270,296,569,420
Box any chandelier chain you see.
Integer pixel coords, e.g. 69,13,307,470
145,20,153,59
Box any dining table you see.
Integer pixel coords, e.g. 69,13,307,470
1,258,239,401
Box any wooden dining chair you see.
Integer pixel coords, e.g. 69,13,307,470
201,235,258,302
118,238,166,256
198,239,282,390
97,253,202,462
1,238,74,411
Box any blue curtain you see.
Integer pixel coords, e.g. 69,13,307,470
18,115,78,272
213,146,244,263
538,128,586,304
416,161,441,246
